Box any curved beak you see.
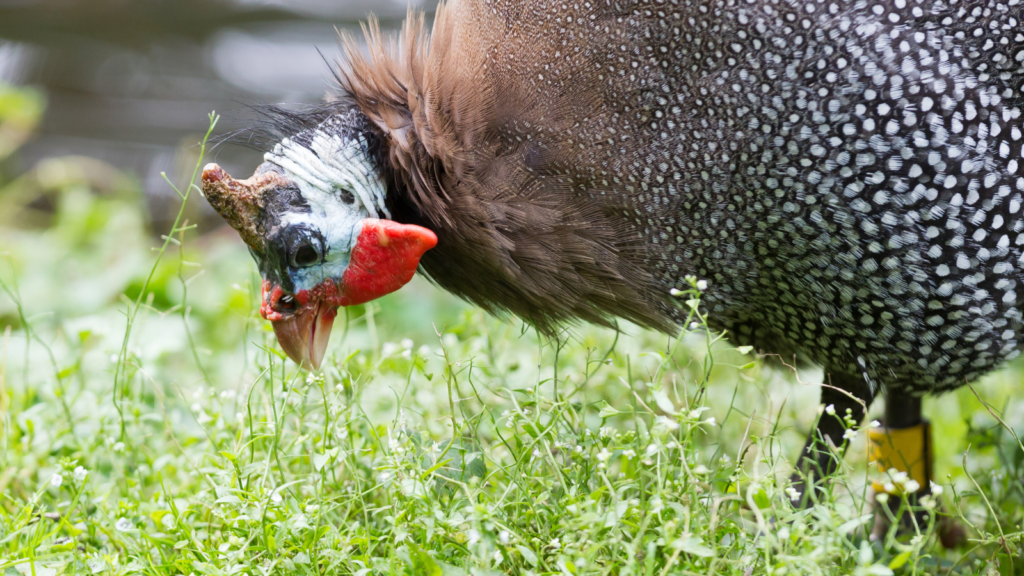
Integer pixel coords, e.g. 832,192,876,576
271,302,337,370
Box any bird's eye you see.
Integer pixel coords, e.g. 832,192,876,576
290,241,321,268
338,189,355,205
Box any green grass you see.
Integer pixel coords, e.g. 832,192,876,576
1,106,1023,575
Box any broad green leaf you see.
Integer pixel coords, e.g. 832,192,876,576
677,536,714,558
652,389,677,414
516,545,538,567
888,551,912,570
598,402,619,418
408,543,442,576
312,452,331,471
752,488,771,510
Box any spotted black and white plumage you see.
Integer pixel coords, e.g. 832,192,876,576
601,0,1024,396
224,0,1024,402
436,0,1024,398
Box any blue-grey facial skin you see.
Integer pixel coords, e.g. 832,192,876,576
253,117,390,299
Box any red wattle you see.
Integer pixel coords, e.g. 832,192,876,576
337,219,438,306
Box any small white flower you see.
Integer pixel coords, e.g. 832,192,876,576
597,448,611,462
785,486,801,501
692,464,710,475
73,466,88,482
890,470,908,484
388,435,405,455
467,529,481,545
670,288,683,297
49,473,63,488
903,479,921,494
696,279,708,291
112,442,125,453
548,538,562,549
493,550,503,564
870,420,882,428
418,345,432,356
654,415,680,431
599,426,613,438
843,428,857,440
825,404,836,416
381,342,399,356
704,416,717,426
115,517,132,532
930,481,944,496
645,444,659,457
401,338,414,350
499,530,510,544
271,491,283,504
622,449,636,459
875,493,890,504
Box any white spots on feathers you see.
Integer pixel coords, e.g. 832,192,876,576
477,0,1024,394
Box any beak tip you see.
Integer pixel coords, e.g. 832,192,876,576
270,303,336,372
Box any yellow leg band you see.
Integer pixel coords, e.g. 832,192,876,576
867,420,932,495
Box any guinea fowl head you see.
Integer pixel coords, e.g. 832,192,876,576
202,110,437,370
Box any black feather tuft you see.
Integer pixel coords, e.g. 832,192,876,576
211,99,391,183
212,100,362,152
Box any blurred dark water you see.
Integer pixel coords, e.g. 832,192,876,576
0,0,435,228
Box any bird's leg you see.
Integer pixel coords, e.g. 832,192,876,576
869,394,965,548
789,373,873,507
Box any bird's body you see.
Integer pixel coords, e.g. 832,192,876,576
336,0,1024,399
204,0,1024,513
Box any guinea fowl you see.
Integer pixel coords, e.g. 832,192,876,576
202,0,1024,516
